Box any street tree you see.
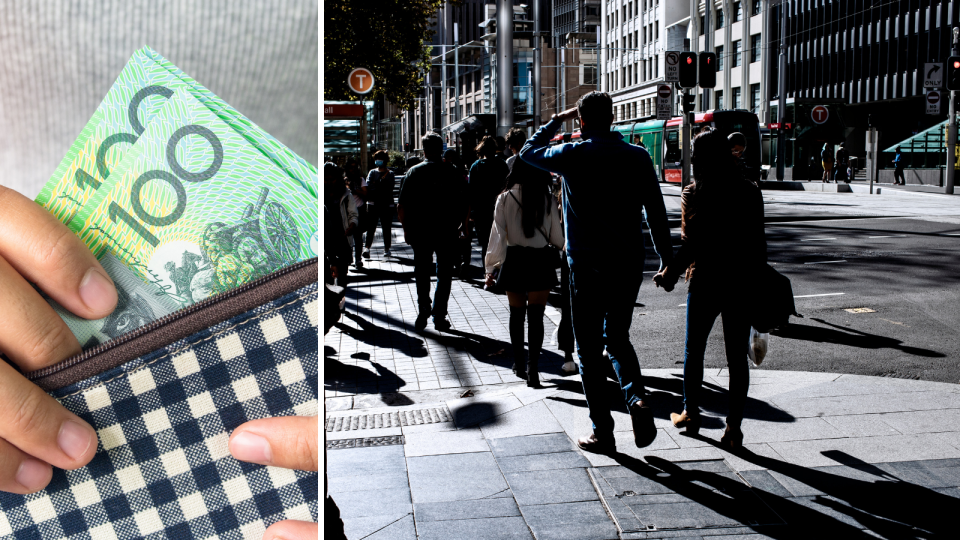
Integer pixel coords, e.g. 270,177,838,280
325,0,456,108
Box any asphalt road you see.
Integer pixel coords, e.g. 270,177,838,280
626,188,960,385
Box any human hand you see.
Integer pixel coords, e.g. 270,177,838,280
230,416,318,540
0,186,118,493
653,271,677,293
485,273,495,288
553,107,579,122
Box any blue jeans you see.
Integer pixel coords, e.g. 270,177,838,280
568,254,644,438
682,287,751,427
413,241,455,319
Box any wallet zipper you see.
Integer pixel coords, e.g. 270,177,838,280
26,258,318,390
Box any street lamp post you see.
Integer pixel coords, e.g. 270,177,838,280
776,0,787,181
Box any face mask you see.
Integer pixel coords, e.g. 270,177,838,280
375,160,384,167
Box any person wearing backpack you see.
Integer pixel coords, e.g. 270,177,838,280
654,127,767,451
484,158,565,388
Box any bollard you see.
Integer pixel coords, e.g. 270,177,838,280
876,188,882,194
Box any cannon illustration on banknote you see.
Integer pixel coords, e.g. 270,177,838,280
164,187,301,304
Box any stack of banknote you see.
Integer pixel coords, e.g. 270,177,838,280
34,46,319,349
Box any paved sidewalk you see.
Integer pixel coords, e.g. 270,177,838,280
324,220,960,540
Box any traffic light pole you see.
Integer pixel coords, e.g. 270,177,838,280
947,28,958,195
683,90,692,189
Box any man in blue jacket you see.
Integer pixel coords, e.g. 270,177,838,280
520,91,674,453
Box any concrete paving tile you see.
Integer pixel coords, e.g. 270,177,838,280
326,445,407,478
333,487,412,519
821,414,902,438
520,501,619,540
497,451,592,473
415,515,534,540
506,468,599,505
626,500,744,530
413,497,520,522
721,443,786,472
766,432,960,468
327,471,409,493
771,391,960,418
737,470,795,499
404,428,489,457
876,409,960,435
488,432,578,457
407,451,509,503
447,394,524,428
512,385,562,405
341,513,413,540
875,460,960,489
933,486,960,498
582,444,726,468
364,514,416,540
479,400,565,439
325,426,402,440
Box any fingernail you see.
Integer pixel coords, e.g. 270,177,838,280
58,421,93,460
16,459,49,491
230,431,272,464
79,268,116,314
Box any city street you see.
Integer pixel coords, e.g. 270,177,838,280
323,186,960,540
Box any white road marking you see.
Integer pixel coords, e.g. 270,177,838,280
794,293,845,298
867,235,906,238
678,304,686,307
800,237,837,241
803,260,847,265
945,233,960,236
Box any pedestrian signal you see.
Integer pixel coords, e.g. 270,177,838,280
948,56,960,91
683,93,696,113
698,53,717,88
678,52,697,88
404,142,412,152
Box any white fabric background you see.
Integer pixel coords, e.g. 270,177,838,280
0,0,318,198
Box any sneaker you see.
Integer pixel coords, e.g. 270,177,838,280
355,260,364,269
630,402,657,448
434,317,452,332
576,433,616,454
415,313,429,331
362,250,371,259
383,250,392,257
561,360,578,375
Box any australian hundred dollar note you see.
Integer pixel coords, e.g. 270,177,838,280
69,88,319,310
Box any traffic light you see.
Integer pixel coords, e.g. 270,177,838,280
404,142,412,152
678,52,697,88
683,93,696,113
948,56,960,91
698,52,717,88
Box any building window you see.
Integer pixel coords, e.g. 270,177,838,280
655,25,658,40
716,45,724,70
732,40,741,68
699,15,705,35
467,103,472,116
751,34,761,63
716,8,724,29
750,83,760,113
715,90,723,109
581,65,598,86
627,65,632,86
732,87,741,109
752,1,761,16
632,102,637,118
733,2,742,22
654,59,658,78
634,63,639,84
700,93,707,111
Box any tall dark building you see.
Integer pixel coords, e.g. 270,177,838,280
553,0,600,48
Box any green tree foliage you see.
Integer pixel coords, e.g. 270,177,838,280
325,0,455,108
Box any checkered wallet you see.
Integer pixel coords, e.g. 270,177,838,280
0,259,319,539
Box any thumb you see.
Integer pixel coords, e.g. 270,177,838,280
230,416,318,471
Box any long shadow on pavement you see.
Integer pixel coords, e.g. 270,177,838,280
773,317,945,358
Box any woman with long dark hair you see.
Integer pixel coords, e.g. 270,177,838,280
484,157,565,388
470,136,510,266
654,127,767,450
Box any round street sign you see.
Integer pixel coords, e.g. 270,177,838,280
658,84,672,98
348,67,375,94
927,91,941,104
666,51,679,65
811,105,829,124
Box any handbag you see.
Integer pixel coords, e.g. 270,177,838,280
750,263,802,333
1,259,319,539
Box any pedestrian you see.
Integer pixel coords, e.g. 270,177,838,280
469,136,510,267
521,91,675,453
821,142,834,183
495,135,510,161
444,149,473,275
654,127,767,451
397,132,470,331
342,160,366,267
364,150,397,258
484,157,565,388
893,146,906,185
633,135,646,149
324,162,358,284
835,142,850,183
728,132,752,184
505,128,527,174
552,181,578,375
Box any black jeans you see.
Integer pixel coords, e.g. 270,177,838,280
352,206,368,262
364,204,393,251
412,241,456,319
557,254,574,353
894,167,905,184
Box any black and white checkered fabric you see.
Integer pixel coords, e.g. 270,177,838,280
0,283,319,539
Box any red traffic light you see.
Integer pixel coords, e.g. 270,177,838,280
954,61,960,69
686,57,693,64
706,58,711,64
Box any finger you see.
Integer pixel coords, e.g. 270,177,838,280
0,186,118,320
0,360,98,471
263,520,317,540
230,416,318,471
0,437,53,494
0,255,82,370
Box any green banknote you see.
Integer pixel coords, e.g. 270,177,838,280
36,48,186,224
69,88,318,308
143,46,318,197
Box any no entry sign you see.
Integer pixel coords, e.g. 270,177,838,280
348,68,375,94
927,90,941,114
811,105,829,124
656,84,672,120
